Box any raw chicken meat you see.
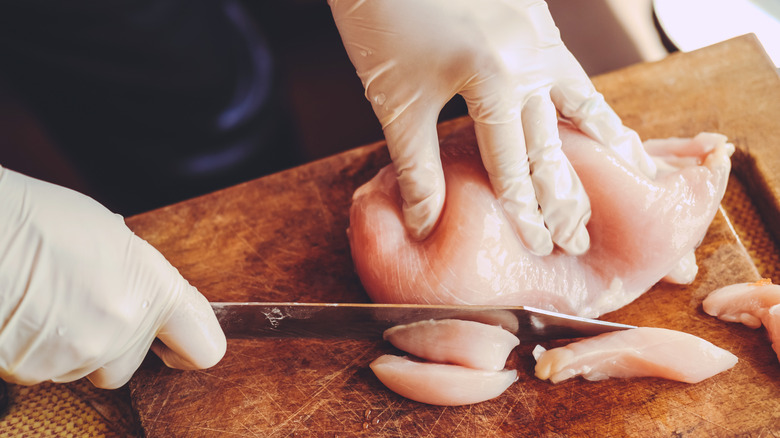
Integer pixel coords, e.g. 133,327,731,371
703,279,780,362
383,319,519,371
354,122,734,404
370,355,517,406
348,121,732,318
533,327,738,384
371,319,519,405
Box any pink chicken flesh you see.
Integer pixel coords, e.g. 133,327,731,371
383,319,519,371
703,279,780,362
370,355,517,406
371,319,520,406
348,122,732,318
533,327,737,384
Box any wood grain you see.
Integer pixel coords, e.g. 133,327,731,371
128,35,780,437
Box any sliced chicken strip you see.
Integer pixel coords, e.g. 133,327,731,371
703,279,780,362
383,319,520,371
533,327,737,384
370,355,517,406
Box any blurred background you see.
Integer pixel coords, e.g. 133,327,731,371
0,0,681,215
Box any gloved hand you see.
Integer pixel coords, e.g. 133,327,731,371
0,166,226,389
330,0,657,255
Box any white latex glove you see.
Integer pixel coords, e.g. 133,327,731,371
330,0,657,255
0,166,226,389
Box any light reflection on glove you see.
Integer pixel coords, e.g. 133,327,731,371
330,0,657,255
0,167,226,389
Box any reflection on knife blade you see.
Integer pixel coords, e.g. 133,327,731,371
210,302,636,342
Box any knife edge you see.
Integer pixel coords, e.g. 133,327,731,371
210,302,636,342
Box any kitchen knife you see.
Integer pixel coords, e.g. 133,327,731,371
210,302,636,342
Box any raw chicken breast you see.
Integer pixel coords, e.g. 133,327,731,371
372,319,518,405
370,355,517,406
383,319,520,371
703,279,780,361
348,122,732,318
533,327,737,384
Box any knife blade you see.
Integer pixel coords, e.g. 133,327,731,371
210,302,636,342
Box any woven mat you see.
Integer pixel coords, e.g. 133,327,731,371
0,380,141,438
721,175,780,281
0,175,777,437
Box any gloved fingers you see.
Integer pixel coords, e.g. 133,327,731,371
85,261,226,388
383,108,446,240
470,111,552,256
551,78,657,179
150,339,191,370
86,336,156,390
522,92,591,255
152,284,226,371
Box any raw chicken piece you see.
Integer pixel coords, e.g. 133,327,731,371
348,121,732,318
662,251,698,285
383,319,520,371
372,318,519,405
370,355,517,406
533,327,737,384
703,279,780,362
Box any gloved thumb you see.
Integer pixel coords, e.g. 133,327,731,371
151,285,226,371
84,237,226,389
86,285,226,389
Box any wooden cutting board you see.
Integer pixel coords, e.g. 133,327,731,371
128,35,780,437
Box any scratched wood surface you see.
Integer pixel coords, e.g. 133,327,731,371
128,35,780,437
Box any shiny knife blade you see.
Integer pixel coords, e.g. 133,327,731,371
210,302,636,342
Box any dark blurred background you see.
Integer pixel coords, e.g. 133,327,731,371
0,0,668,216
